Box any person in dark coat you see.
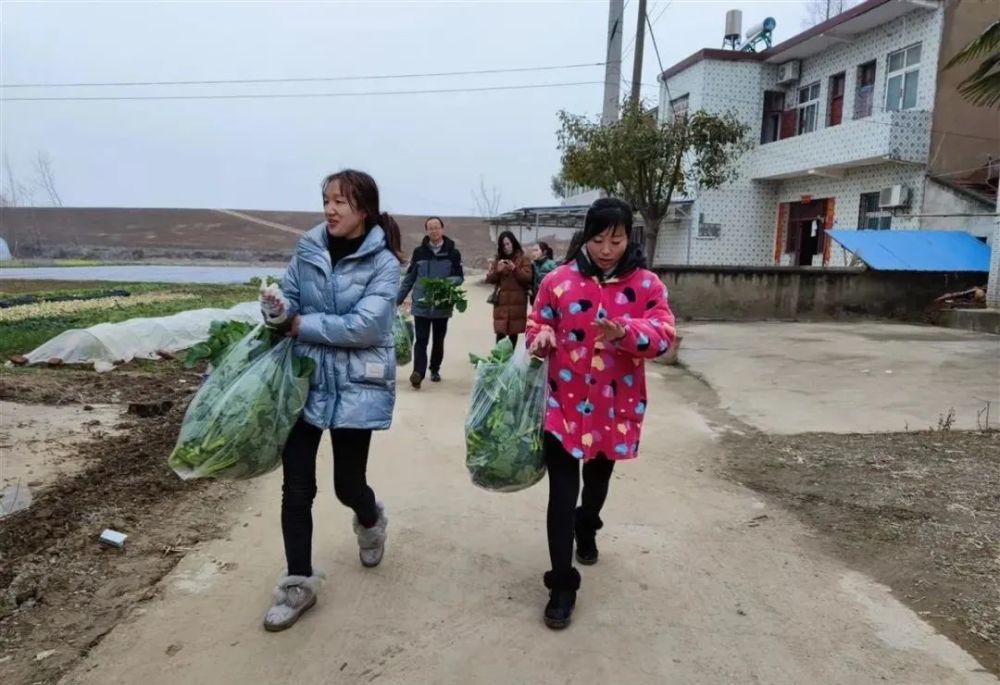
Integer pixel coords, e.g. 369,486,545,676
396,217,464,389
485,231,533,348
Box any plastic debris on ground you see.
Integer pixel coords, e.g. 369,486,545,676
0,481,32,519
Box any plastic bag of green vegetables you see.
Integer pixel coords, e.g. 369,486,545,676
184,319,256,369
168,327,315,480
465,338,547,492
393,312,414,366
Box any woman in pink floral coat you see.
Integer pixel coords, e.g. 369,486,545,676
526,198,676,629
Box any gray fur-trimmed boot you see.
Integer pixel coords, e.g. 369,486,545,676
353,500,388,568
263,572,324,632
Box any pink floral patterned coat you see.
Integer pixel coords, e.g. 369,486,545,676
525,262,676,461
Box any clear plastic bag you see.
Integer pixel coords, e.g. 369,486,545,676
393,312,414,366
465,339,547,492
168,327,314,480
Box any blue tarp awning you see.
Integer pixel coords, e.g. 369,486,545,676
826,230,991,272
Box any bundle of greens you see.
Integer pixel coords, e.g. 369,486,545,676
418,278,468,313
168,327,315,480
393,312,414,366
465,338,547,493
184,319,256,369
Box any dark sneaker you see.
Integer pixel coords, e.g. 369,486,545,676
430,372,442,383
409,371,423,389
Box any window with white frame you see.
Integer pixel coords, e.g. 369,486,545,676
885,43,921,111
797,82,821,135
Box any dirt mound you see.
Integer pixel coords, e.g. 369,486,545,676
0,365,244,685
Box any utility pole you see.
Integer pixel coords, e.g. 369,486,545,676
602,0,625,125
629,0,647,108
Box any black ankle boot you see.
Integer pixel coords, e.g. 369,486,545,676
575,509,603,566
543,568,581,630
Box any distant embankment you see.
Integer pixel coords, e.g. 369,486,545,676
0,207,495,265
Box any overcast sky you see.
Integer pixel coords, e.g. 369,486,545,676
2,1,810,216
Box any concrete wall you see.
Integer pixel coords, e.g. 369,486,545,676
930,0,1000,178
657,265,986,322
920,179,998,239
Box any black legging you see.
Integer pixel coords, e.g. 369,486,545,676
496,333,519,348
544,432,615,574
281,419,379,577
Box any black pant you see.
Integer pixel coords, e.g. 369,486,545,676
544,432,615,574
414,316,448,378
496,333,519,348
281,419,378,577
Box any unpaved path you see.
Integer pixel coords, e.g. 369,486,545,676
62,290,995,684
213,209,304,237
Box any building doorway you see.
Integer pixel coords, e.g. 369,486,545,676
784,199,831,266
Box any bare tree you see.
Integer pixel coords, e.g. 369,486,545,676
1,153,24,208
471,176,502,219
34,151,63,207
802,0,861,28
1,153,25,255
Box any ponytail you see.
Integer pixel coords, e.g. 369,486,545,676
378,212,405,263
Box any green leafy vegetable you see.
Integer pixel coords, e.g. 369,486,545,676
247,275,281,288
464,338,547,492
184,319,256,369
394,312,414,366
168,327,315,480
418,278,468,313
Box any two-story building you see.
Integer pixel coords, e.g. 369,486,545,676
655,0,999,268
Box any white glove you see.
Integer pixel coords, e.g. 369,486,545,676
259,282,290,326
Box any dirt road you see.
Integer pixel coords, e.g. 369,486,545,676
62,288,995,684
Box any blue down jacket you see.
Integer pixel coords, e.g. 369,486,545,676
282,223,401,430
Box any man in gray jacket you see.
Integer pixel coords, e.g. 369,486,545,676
397,217,464,388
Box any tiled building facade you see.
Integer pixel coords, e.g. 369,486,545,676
655,0,999,268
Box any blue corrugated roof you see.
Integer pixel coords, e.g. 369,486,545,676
826,230,991,272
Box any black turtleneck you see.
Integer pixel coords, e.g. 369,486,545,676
328,233,365,269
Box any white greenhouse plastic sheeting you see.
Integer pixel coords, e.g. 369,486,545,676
23,301,262,371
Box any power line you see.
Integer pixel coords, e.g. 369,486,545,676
1,80,605,103
650,0,673,28
0,61,607,89
622,0,674,59
646,4,667,82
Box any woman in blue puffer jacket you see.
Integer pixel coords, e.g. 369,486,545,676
258,169,403,632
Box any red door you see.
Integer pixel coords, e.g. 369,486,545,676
829,73,845,126
779,109,798,139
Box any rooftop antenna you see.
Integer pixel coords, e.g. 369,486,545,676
722,9,743,50
741,17,776,52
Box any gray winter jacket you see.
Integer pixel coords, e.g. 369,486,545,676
397,236,464,319
282,223,401,430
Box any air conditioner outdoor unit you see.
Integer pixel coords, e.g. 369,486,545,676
776,61,800,85
879,185,911,208
667,204,691,221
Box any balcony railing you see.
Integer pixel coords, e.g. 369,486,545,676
750,109,931,181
